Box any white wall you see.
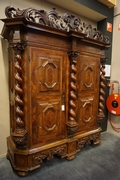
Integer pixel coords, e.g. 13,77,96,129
107,0,120,136
0,0,97,157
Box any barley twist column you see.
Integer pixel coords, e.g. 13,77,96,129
97,58,107,124
66,51,79,137
11,43,27,149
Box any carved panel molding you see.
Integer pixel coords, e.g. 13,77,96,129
5,6,110,43
35,56,60,92
79,63,95,92
37,101,60,135
78,97,94,125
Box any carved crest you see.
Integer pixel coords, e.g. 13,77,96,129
5,6,110,43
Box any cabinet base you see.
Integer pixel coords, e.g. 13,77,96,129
7,129,101,176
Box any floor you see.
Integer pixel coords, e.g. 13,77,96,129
0,132,120,180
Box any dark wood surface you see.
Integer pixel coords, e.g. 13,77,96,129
1,6,110,177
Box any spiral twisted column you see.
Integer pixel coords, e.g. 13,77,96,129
97,58,107,124
11,43,27,149
66,51,79,137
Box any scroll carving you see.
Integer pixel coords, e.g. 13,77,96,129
11,42,27,149
97,58,107,123
66,51,79,137
32,144,67,166
77,132,100,150
4,6,110,43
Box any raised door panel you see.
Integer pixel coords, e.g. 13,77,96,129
30,47,67,146
77,96,96,132
76,55,100,133
35,56,60,93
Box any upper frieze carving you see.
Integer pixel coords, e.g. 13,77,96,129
5,6,109,43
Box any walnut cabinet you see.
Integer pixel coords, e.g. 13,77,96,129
1,6,110,176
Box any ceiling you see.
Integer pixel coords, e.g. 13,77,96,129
46,0,107,22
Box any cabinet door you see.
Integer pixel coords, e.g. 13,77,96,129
30,47,67,146
76,54,100,134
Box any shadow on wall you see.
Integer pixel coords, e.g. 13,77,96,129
0,37,10,157
1,37,9,82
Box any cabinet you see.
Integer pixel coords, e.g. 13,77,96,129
1,6,110,176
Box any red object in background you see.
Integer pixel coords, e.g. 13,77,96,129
106,93,120,115
107,22,112,32
118,23,120,31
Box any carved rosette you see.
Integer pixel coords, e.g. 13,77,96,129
11,42,27,149
97,58,107,124
32,145,67,166
66,51,79,137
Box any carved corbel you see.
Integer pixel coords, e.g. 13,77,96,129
66,51,79,137
97,58,107,124
11,42,27,149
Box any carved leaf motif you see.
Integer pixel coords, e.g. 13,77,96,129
77,133,100,150
32,145,67,166
4,6,110,43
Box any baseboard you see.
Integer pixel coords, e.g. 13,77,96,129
0,153,6,158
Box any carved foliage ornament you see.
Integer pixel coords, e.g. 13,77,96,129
5,6,109,43
77,132,100,150
32,144,67,166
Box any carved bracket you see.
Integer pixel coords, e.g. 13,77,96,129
97,58,107,124
4,6,110,43
66,51,79,137
11,42,27,149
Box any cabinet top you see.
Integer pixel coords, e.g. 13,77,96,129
1,6,111,49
